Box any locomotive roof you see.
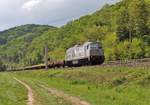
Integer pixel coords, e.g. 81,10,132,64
66,42,97,52
83,42,93,45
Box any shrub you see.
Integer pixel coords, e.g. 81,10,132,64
0,60,6,71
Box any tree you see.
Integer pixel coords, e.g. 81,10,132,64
128,0,149,38
117,5,130,41
117,0,149,41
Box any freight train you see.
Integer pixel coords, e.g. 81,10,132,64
18,42,105,70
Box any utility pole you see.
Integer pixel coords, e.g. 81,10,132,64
129,28,132,43
45,43,48,70
129,28,132,60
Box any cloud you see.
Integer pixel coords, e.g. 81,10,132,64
0,0,118,31
22,0,42,11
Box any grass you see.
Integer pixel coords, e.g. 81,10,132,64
0,73,27,105
0,71,71,105
1,66,150,105
18,77,71,105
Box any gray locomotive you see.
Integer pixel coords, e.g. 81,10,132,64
65,42,105,67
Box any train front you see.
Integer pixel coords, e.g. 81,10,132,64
87,42,105,64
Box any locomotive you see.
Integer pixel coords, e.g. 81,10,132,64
65,42,105,67
17,41,104,70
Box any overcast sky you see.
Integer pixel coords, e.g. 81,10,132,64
0,0,118,31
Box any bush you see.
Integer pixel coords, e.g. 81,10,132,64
0,60,6,71
144,46,150,57
115,38,145,60
102,33,118,61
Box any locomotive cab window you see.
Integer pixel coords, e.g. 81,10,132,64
90,43,100,49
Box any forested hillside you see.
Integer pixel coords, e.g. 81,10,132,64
0,24,56,68
33,0,150,62
0,24,53,45
0,0,150,69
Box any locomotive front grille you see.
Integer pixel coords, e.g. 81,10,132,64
90,56,105,65
90,50,101,56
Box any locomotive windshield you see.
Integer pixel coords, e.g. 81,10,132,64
90,43,101,49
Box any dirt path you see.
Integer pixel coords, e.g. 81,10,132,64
39,84,90,105
14,78,34,105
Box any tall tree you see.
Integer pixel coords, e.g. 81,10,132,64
117,0,149,41
117,6,129,41
128,0,149,38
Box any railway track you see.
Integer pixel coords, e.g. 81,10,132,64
3,58,150,72
102,58,150,67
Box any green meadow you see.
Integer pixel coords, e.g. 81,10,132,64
0,66,150,105
0,73,26,105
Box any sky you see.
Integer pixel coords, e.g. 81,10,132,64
0,0,118,31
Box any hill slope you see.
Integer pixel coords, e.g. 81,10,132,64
0,24,53,45
0,0,150,68
26,0,150,63
0,24,56,67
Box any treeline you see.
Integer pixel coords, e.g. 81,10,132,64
0,0,149,68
